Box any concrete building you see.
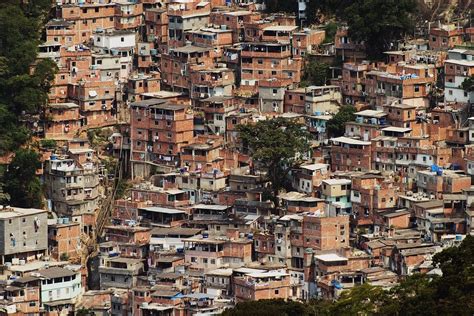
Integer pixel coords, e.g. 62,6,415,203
321,179,352,215
444,49,474,104
44,152,100,220
36,266,83,311
0,207,48,264
99,257,145,289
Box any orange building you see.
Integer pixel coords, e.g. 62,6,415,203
43,103,83,140
48,220,81,261
429,25,464,50
234,270,291,302
302,213,349,251
130,98,194,178
240,42,302,89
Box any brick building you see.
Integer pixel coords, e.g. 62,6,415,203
130,99,194,178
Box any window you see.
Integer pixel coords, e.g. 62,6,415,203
272,89,278,94
121,37,125,42
275,289,279,294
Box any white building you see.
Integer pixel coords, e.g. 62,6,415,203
444,49,474,104
37,266,82,305
92,30,135,80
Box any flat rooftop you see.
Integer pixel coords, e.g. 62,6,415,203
323,178,352,185
315,253,348,262
0,207,46,219
139,206,186,215
331,136,371,146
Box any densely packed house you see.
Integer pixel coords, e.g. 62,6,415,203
1,0,474,314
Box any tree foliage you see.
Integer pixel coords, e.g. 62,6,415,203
223,236,474,316
326,105,356,137
3,149,43,208
344,0,417,59
301,61,330,87
461,75,474,93
223,299,308,316
237,118,310,204
264,0,298,15
0,2,56,156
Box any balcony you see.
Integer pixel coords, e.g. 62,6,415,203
63,181,84,189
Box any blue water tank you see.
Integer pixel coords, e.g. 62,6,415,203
202,233,209,239
437,168,443,176
431,165,438,172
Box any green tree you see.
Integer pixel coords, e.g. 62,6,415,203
0,3,56,154
3,149,43,208
237,118,310,205
301,61,330,87
115,179,131,199
265,0,298,15
326,105,356,137
222,299,309,316
76,308,95,316
322,22,338,44
429,235,474,315
0,4,39,76
461,75,474,93
0,104,30,155
344,0,417,59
